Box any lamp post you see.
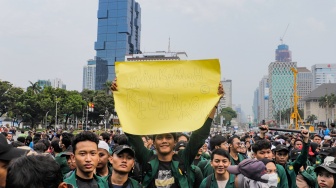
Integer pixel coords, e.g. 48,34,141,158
104,108,109,132
45,111,49,128
55,96,58,127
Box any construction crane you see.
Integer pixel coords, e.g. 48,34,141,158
290,67,304,129
280,24,290,44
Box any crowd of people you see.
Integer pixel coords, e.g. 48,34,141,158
2,84,336,188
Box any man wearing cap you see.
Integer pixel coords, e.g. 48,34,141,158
107,145,141,188
63,131,108,188
0,133,27,188
56,132,74,176
323,135,332,147
97,140,113,181
274,129,310,188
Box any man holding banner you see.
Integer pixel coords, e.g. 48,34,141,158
111,59,224,187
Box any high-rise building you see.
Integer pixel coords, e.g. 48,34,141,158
258,76,269,122
38,78,66,89
218,79,232,110
95,0,141,81
297,67,313,109
83,59,96,90
125,51,187,61
311,64,336,89
95,57,109,91
268,44,296,120
252,88,259,124
275,44,292,62
37,80,51,90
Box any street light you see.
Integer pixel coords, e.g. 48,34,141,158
55,96,58,128
45,111,49,128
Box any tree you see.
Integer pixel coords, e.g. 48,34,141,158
27,81,41,95
319,94,336,124
306,114,317,124
59,90,84,129
104,81,113,95
0,81,13,117
215,107,237,126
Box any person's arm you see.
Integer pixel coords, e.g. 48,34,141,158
293,129,310,172
276,164,289,188
125,133,152,165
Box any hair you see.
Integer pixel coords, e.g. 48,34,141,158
1,132,8,137
38,139,50,149
100,132,110,142
61,132,74,149
50,138,62,153
211,148,230,161
6,155,63,188
210,135,227,150
72,131,99,153
117,134,128,145
33,143,47,153
11,141,25,147
25,135,32,146
153,133,177,141
252,140,272,153
228,135,240,144
294,139,302,145
177,133,190,141
33,133,41,144
17,136,26,144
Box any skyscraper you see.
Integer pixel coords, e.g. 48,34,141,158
218,79,232,110
83,59,96,90
95,0,141,81
275,44,292,62
258,75,269,122
311,64,336,89
297,67,313,109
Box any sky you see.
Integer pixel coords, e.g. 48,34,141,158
1,0,336,117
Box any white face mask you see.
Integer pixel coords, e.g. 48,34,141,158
267,173,278,187
286,143,290,147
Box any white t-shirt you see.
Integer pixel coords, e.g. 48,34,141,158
217,180,228,188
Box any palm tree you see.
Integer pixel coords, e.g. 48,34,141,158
27,81,41,94
319,94,336,125
104,81,113,95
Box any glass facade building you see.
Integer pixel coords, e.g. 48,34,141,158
312,64,336,90
95,0,141,81
83,59,96,91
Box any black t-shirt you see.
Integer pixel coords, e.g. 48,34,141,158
231,157,239,165
76,175,99,188
149,161,179,188
193,158,201,166
108,177,131,188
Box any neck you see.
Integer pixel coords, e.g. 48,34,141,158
157,152,174,162
230,150,238,158
111,170,128,185
215,170,229,181
96,165,109,177
76,169,94,179
195,155,201,159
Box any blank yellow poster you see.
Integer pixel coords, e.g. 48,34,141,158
114,59,221,135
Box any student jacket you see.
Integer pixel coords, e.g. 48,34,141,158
63,170,108,188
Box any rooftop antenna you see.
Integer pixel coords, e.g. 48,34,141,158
280,24,290,44
168,37,171,52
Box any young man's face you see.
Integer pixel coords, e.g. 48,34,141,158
229,138,241,153
73,141,99,177
254,149,273,160
218,142,229,151
6,134,12,141
294,141,303,149
313,136,322,144
154,134,176,155
211,154,230,176
97,148,110,169
275,151,289,165
109,151,134,174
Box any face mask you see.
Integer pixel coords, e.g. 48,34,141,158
286,144,290,147
267,173,278,187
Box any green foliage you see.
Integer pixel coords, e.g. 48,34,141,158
306,114,317,124
215,107,237,126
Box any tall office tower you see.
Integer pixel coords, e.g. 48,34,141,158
95,57,108,91
218,79,232,110
258,76,269,122
268,43,297,120
297,67,313,109
275,44,292,62
37,80,51,90
311,64,336,89
95,0,141,81
252,88,259,124
51,78,66,89
83,59,96,90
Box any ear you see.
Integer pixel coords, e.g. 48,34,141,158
108,155,113,164
70,154,75,162
215,145,219,149
57,182,69,188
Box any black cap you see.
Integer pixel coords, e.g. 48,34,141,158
112,145,135,157
0,134,27,161
290,149,302,160
274,144,289,152
320,147,332,156
315,161,336,174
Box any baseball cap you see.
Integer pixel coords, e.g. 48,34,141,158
98,140,111,154
320,147,332,156
290,149,302,160
315,161,336,174
0,134,27,161
227,159,267,182
274,144,289,152
324,135,332,140
112,145,135,158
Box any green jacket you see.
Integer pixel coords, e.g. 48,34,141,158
281,141,310,188
229,153,245,165
197,160,213,177
55,152,71,175
107,174,142,188
126,118,213,188
63,170,108,188
276,164,289,188
299,165,317,188
199,173,235,188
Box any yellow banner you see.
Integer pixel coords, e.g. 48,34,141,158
114,59,221,135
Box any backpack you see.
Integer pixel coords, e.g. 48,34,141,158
143,154,198,188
